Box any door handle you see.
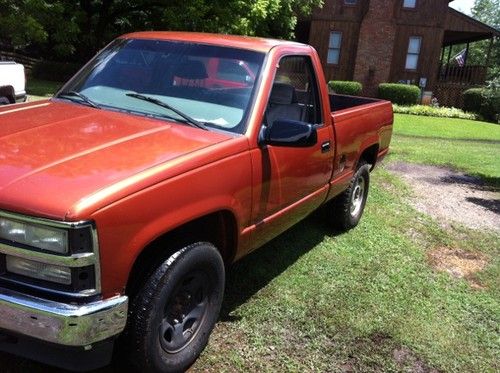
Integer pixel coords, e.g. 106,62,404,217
321,141,331,153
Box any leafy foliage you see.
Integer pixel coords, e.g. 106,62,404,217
378,83,420,105
0,1,80,57
392,104,478,120
462,79,500,123
328,80,363,95
463,88,484,113
480,78,500,123
455,0,500,80
31,60,81,82
0,0,323,61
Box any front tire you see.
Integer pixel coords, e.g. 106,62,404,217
0,96,10,105
127,242,225,372
330,161,370,231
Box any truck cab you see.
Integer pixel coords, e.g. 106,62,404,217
0,32,392,371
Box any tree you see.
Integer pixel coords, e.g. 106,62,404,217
0,0,48,47
0,0,323,62
469,0,500,80
0,1,81,57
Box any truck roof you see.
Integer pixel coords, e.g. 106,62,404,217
121,31,306,53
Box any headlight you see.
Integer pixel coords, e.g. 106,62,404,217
6,255,72,285
0,211,100,299
0,217,68,254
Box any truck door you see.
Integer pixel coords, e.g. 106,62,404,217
250,55,334,247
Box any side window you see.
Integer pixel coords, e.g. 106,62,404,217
266,56,323,126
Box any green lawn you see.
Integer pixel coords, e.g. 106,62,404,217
193,114,500,372
25,78,62,101
391,114,500,187
1,114,498,372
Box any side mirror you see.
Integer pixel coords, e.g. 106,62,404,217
259,119,317,147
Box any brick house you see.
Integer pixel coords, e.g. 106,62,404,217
296,0,499,106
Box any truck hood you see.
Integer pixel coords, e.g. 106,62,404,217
0,100,231,219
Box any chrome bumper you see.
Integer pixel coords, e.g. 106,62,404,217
0,287,128,346
14,92,27,103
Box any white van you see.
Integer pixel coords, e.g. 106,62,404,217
0,61,26,104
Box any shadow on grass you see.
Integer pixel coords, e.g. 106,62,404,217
221,209,335,321
472,175,500,191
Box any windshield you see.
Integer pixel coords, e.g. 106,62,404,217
57,38,265,133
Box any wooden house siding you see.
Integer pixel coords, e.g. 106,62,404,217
388,0,449,89
301,0,497,103
394,0,449,27
309,20,362,81
389,24,445,89
445,8,494,34
311,0,367,21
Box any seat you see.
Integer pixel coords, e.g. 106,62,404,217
173,60,208,87
266,83,303,126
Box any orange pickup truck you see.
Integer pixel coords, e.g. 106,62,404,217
0,32,392,371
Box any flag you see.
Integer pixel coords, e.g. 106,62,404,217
453,49,467,67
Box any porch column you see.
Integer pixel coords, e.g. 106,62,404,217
485,37,494,67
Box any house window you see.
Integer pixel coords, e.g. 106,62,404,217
403,0,416,8
327,32,342,65
405,36,421,70
344,0,357,4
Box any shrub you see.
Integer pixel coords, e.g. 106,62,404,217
32,60,81,82
463,88,483,113
462,80,500,123
328,80,363,95
480,79,500,123
392,104,477,120
378,83,420,105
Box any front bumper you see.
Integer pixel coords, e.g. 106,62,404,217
0,287,128,346
14,92,27,103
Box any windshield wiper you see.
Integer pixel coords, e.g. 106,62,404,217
125,92,208,131
58,91,101,109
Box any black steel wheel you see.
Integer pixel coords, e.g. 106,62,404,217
126,242,225,373
330,160,370,231
159,269,212,354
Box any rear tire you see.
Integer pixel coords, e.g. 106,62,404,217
330,160,370,231
126,242,225,372
0,96,10,105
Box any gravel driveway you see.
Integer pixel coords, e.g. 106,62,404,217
387,162,499,232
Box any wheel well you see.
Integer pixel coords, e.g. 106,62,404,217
125,210,237,297
359,144,379,170
0,86,15,103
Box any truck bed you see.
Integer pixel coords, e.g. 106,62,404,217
328,93,393,182
329,93,382,112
